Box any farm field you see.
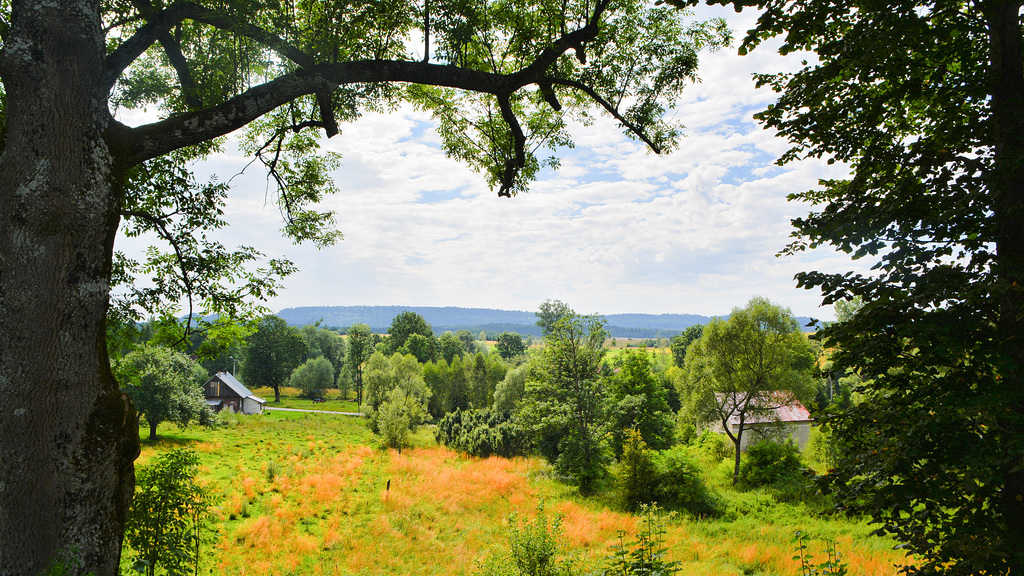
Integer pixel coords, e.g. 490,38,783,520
130,410,907,576
250,386,362,413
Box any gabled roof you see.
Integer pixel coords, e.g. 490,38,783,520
210,371,261,401
716,392,813,427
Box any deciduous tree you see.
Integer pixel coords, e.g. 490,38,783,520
384,311,434,356
669,324,703,368
520,313,609,493
605,349,675,457
680,297,815,485
346,323,376,406
495,331,527,360
535,299,574,336
114,345,215,440
362,352,431,438
289,356,335,399
242,315,307,402
438,331,467,364
300,325,347,382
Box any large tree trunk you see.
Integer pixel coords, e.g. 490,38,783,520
985,1,1024,570
0,0,139,573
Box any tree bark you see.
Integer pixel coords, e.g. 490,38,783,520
150,419,159,441
732,418,744,486
985,1,1024,569
0,0,139,573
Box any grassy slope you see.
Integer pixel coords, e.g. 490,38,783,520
133,410,905,576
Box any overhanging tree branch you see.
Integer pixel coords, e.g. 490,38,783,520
104,1,318,92
124,0,617,167
549,76,663,153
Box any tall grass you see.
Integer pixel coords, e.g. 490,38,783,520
132,408,906,576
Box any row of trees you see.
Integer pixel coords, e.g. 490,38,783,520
237,311,522,404
423,298,819,498
108,306,527,439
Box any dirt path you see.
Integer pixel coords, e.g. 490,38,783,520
264,406,364,416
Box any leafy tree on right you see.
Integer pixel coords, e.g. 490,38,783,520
688,0,1024,572
680,297,815,485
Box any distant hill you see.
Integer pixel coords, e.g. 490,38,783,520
277,305,718,338
276,305,818,337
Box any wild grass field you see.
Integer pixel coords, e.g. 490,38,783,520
131,407,907,576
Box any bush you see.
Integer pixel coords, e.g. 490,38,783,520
617,430,658,512
691,429,733,463
652,447,723,517
475,502,583,576
124,448,214,576
740,439,805,488
290,356,334,399
435,408,530,458
805,424,842,472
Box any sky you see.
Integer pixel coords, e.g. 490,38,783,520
115,5,869,321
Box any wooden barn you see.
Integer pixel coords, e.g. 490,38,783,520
203,371,266,415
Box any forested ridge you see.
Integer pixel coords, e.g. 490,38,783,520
276,305,814,336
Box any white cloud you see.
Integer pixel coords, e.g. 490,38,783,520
114,8,862,321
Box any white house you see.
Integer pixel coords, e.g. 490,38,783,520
203,371,266,415
713,392,814,451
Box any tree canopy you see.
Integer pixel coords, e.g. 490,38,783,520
289,356,335,399
535,299,575,336
242,314,307,402
681,297,815,485
495,331,527,360
520,313,609,493
114,344,216,440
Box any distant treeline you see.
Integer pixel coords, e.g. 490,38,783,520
274,305,764,338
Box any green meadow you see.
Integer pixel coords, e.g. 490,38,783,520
129,399,907,576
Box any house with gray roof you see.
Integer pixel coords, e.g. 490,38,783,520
203,371,266,415
712,392,814,451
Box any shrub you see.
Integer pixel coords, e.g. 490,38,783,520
740,439,805,488
691,429,733,463
617,430,658,512
435,408,530,458
124,448,214,576
475,502,583,576
652,447,722,517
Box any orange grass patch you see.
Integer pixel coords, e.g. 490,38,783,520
235,515,286,550
385,448,537,514
553,502,635,549
302,473,347,502
240,476,257,498
847,549,904,576
195,440,222,453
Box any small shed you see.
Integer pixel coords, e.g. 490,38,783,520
714,393,814,451
204,371,266,415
